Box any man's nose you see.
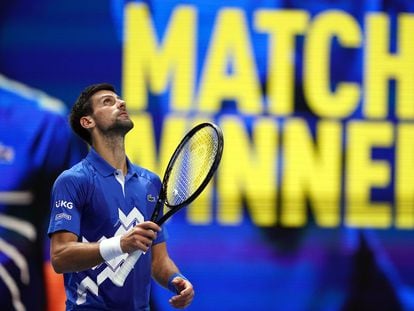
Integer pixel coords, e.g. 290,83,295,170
117,99,126,109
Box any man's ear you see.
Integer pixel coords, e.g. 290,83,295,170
80,116,94,129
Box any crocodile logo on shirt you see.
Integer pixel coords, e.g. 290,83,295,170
147,194,156,202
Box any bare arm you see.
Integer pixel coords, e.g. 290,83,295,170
50,221,161,274
151,242,180,285
152,242,194,309
50,231,102,273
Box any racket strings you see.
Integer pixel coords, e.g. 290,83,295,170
167,127,219,205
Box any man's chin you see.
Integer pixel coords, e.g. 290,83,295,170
122,122,134,133
109,120,134,134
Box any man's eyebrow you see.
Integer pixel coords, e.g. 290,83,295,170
98,94,120,100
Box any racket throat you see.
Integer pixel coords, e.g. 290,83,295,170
151,199,165,223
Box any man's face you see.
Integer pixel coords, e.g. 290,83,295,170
89,89,134,136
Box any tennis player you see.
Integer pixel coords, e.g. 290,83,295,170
48,83,194,310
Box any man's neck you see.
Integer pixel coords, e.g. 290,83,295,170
92,135,128,175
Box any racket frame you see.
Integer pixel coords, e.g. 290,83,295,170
151,122,224,226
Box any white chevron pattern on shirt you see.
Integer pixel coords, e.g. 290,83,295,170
76,207,145,304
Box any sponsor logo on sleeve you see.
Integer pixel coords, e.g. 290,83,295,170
55,200,74,209
55,213,72,221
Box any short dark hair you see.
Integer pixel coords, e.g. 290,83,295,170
70,83,116,145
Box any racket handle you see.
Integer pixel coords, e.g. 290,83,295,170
113,250,143,287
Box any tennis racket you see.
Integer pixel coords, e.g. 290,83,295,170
113,122,224,287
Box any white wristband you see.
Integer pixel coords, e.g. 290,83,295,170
99,236,124,262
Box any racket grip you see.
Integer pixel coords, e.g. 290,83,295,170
113,250,143,287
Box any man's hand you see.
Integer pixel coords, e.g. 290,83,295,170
120,221,161,253
168,277,195,309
